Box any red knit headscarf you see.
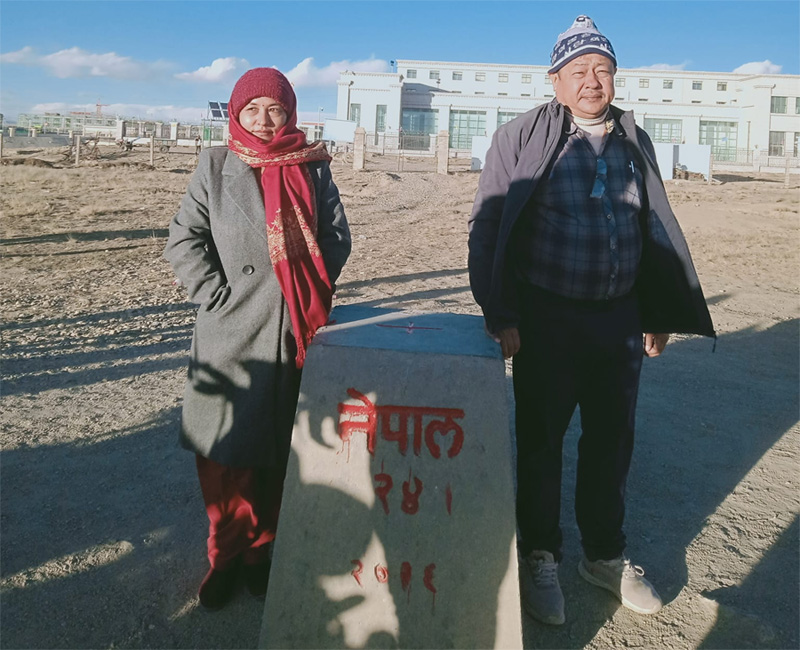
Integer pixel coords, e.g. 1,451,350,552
227,68,332,368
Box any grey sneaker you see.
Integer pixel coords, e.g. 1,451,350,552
578,555,663,614
520,550,565,625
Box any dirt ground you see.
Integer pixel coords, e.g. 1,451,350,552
1,145,798,650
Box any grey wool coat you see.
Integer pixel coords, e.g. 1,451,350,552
164,147,351,468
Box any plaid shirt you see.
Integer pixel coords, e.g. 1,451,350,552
515,117,644,300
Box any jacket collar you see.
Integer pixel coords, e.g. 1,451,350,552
221,149,269,242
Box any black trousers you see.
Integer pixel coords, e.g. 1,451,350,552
513,284,644,562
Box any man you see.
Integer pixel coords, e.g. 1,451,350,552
468,16,714,625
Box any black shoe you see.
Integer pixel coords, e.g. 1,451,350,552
198,561,240,610
243,558,272,599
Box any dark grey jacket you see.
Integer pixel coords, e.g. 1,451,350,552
165,147,351,467
468,100,714,338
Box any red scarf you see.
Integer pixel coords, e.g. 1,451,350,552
228,111,332,368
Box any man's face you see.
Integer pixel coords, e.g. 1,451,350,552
550,53,615,119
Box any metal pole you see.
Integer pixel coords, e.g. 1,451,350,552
785,154,791,187
707,152,713,185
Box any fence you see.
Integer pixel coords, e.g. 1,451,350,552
348,130,472,173
711,148,800,174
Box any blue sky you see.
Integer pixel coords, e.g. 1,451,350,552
1,0,798,123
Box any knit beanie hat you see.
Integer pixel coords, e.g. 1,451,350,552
548,15,617,74
228,67,296,119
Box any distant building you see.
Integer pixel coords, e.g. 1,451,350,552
15,111,228,145
337,59,800,160
298,121,324,142
17,111,120,135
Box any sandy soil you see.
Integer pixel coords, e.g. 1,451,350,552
1,146,798,650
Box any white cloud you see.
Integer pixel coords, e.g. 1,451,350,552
0,46,37,64
175,57,250,83
733,60,782,74
637,61,690,71
30,102,208,123
286,57,390,87
1,46,167,79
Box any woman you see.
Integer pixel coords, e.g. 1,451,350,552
164,68,351,610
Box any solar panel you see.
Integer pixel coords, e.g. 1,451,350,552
208,101,228,120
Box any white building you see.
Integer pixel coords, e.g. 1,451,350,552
337,59,800,161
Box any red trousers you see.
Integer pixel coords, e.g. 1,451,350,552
196,455,285,569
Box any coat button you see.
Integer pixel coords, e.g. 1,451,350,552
242,265,255,275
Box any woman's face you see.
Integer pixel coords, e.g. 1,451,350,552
239,96,288,142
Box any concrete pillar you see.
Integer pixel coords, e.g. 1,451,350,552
259,305,522,650
8,127,14,137
353,126,366,170
149,134,155,166
115,118,125,140
437,130,449,174
74,134,81,166
170,121,179,140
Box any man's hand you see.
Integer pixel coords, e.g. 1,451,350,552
644,333,670,358
496,327,521,359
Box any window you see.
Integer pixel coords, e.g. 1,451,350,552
521,93,531,97
717,101,726,105
615,77,626,87
499,92,508,96
406,69,417,79
692,81,703,90
499,73,509,83
639,78,650,88
644,118,682,143
475,91,485,95
662,99,673,103
699,121,738,161
498,111,523,127
449,110,487,148
545,76,552,85
663,79,673,89
400,108,439,149
401,108,438,133
349,103,361,126
692,100,701,104
717,82,727,91
522,74,532,84
771,96,788,114
375,105,387,132
795,132,800,157
768,131,785,156
475,72,486,81
638,98,648,102
452,71,462,81
429,70,440,80
796,99,800,114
